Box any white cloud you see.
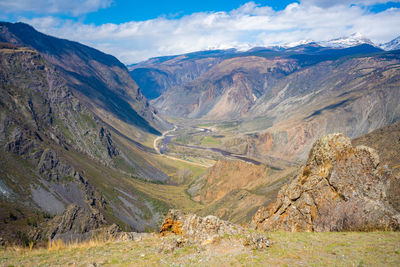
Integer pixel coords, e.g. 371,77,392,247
301,0,400,7
20,1,400,64
0,0,112,16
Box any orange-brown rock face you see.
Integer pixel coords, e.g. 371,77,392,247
199,160,269,204
251,133,400,232
160,217,183,236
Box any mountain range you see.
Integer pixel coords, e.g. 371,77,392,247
0,21,399,247
130,39,400,162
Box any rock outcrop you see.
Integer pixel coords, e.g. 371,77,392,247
251,133,400,232
34,204,106,242
160,209,243,244
159,209,270,251
33,204,151,243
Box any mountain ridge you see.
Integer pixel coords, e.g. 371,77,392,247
0,23,180,246
0,22,171,138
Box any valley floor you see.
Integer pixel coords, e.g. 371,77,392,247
1,231,399,266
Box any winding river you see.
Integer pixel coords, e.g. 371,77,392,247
155,125,270,167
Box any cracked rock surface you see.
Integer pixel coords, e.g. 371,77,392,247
160,209,243,244
251,133,400,232
159,209,270,252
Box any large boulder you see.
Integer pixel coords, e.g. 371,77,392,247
160,209,243,244
251,133,400,232
159,209,270,251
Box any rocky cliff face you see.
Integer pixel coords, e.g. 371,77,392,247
251,133,400,232
0,22,171,141
0,44,168,245
241,51,400,161
0,46,118,167
152,56,298,119
129,51,228,100
34,204,107,242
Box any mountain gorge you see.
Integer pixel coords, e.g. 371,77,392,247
132,41,400,162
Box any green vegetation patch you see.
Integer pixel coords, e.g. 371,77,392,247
200,136,222,146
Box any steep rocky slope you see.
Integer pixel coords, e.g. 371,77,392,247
195,160,269,204
0,22,171,142
129,50,235,99
251,133,400,232
153,56,298,119
226,50,400,161
0,44,169,245
139,44,381,119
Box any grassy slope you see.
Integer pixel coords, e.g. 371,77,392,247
1,232,399,266
60,142,206,227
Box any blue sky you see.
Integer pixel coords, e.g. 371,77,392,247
1,0,400,63
1,1,301,23
86,1,300,24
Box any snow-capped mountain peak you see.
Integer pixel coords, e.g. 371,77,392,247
319,32,375,48
380,35,400,51
284,39,315,48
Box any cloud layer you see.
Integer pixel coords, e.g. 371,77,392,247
18,1,400,64
0,0,112,16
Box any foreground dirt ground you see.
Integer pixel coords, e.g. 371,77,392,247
1,231,400,266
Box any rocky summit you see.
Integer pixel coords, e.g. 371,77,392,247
251,133,400,232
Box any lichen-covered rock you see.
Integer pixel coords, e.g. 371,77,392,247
251,133,400,232
160,209,243,244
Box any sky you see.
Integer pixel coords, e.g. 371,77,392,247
0,0,400,64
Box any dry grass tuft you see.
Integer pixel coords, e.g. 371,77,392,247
46,230,117,251
48,239,65,251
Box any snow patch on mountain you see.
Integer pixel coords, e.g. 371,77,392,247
318,33,375,48
380,35,400,51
